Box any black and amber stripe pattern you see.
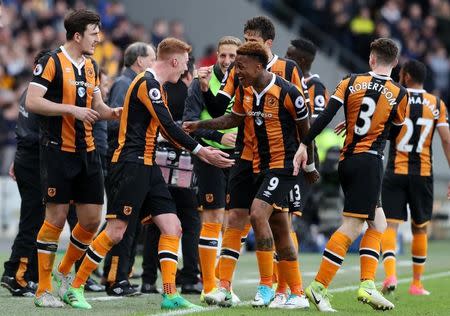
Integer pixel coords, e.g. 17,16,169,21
198,237,219,250
36,240,58,255
69,233,90,251
220,247,240,262
322,248,344,267
387,89,449,176
331,72,408,160
158,250,178,263
112,71,199,165
303,74,329,118
232,74,308,173
86,245,104,264
382,250,396,262
359,247,380,261
222,55,307,162
30,47,98,152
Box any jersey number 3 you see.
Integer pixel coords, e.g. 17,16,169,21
355,97,376,136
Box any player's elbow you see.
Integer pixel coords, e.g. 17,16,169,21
25,93,38,113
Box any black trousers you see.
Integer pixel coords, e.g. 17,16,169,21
141,187,201,285
3,159,45,283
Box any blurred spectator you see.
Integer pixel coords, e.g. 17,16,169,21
169,19,189,43
151,18,168,47
197,45,217,67
350,6,375,58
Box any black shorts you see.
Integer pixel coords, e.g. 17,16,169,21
288,173,307,216
338,153,383,221
106,162,177,224
382,172,433,226
40,145,104,204
227,158,258,210
254,170,297,212
193,156,229,210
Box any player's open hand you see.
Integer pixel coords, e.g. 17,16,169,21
334,121,346,136
8,162,16,181
447,182,450,200
182,121,200,133
293,143,308,176
198,147,234,168
71,106,100,123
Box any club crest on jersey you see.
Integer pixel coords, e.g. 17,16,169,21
33,64,43,76
123,206,133,216
206,194,214,203
295,96,305,109
48,188,56,197
267,96,277,107
87,67,94,78
78,87,86,98
149,88,161,100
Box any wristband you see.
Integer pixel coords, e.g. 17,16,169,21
192,144,203,155
304,163,316,172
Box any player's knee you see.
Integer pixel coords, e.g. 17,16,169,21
227,209,247,229
412,223,427,234
81,220,101,233
105,220,127,244
160,223,182,236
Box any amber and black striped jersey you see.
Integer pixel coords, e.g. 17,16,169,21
30,46,100,152
386,88,449,176
232,74,308,173
302,74,329,118
303,72,408,161
112,69,201,166
217,55,307,161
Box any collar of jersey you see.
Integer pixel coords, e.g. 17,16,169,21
267,54,278,69
145,68,160,83
251,73,276,106
60,46,85,72
407,88,426,93
369,71,391,80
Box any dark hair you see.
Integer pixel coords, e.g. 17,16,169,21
64,9,101,40
124,42,154,67
402,59,427,84
34,49,52,65
290,38,317,68
237,42,269,68
370,38,399,65
244,16,275,41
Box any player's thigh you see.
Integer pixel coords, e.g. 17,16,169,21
408,175,433,227
73,150,104,205
228,159,256,210
338,153,383,221
382,172,408,223
194,156,228,211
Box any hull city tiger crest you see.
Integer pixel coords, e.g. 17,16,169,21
123,206,133,216
206,194,214,203
48,188,56,197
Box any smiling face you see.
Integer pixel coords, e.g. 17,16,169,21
234,54,263,87
78,24,100,56
217,44,238,74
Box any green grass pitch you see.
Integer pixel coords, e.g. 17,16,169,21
0,241,449,315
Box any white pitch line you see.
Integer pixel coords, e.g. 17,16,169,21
156,270,450,316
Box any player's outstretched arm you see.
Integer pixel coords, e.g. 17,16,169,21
197,147,235,169
182,112,244,133
92,91,122,120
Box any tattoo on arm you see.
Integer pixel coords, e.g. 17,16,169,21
256,237,274,251
197,113,243,130
276,246,297,261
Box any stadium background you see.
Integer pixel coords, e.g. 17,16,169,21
0,0,449,276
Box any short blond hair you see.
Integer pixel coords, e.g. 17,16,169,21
157,37,192,60
217,36,242,50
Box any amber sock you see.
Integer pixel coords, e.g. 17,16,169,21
36,220,63,296
72,231,114,288
256,250,274,287
279,260,303,295
58,223,95,275
240,223,252,246
159,234,180,295
198,222,222,293
411,232,427,287
315,231,352,287
381,226,397,278
360,228,382,281
218,227,242,290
